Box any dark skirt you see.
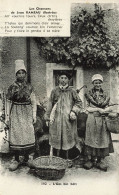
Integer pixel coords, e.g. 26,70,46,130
84,112,114,158
84,142,114,158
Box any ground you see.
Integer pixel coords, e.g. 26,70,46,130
0,135,119,195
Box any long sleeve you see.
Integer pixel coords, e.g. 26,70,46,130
85,89,110,108
44,90,54,121
71,89,83,115
85,91,98,107
7,82,34,103
7,83,27,102
101,92,110,107
7,84,19,101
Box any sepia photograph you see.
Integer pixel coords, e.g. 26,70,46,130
0,1,119,195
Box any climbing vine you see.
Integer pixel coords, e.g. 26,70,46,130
34,4,119,68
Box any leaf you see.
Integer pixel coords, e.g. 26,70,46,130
108,51,114,56
107,61,112,67
87,46,92,51
110,45,116,51
114,53,117,57
82,53,87,58
71,59,76,66
49,43,53,47
77,58,81,63
53,39,59,44
66,55,71,60
80,49,84,53
72,47,80,55
45,45,51,50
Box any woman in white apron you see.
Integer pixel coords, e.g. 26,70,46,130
7,60,36,171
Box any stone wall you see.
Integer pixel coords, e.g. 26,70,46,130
30,38,47,103
1,37,27,91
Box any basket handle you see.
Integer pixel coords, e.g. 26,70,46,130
49,146,53,164
50,146,53,157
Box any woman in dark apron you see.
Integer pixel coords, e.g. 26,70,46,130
83,74,114,171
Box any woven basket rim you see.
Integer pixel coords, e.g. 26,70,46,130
35,166,66,170
32,155,67,170
33,155,67,161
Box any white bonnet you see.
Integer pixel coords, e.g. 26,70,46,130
15,60,27,74
92,74,103,83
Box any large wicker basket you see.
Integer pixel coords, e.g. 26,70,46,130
106,115,119,134
31,156,67,180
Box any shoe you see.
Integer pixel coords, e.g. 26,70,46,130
26,160,35,169
96,161,107,172
21,155,29,165
9,160,20,171
83,160,94,170
23,155,29,163
91,157,97,166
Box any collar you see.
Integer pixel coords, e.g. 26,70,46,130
15,80,27,87
92,87,103,93
59,84,69,90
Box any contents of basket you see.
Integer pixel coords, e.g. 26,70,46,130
31,156,67,180
106,113,119,134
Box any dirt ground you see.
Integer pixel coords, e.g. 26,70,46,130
0,137,119,195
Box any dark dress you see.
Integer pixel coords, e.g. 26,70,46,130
84,88,114,158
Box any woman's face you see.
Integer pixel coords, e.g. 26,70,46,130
93,79,102,90
16,70,26,82
59,75,69,86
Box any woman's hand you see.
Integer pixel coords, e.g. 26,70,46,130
70,111,77,120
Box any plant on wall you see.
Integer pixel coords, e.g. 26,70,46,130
34,4,119,69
